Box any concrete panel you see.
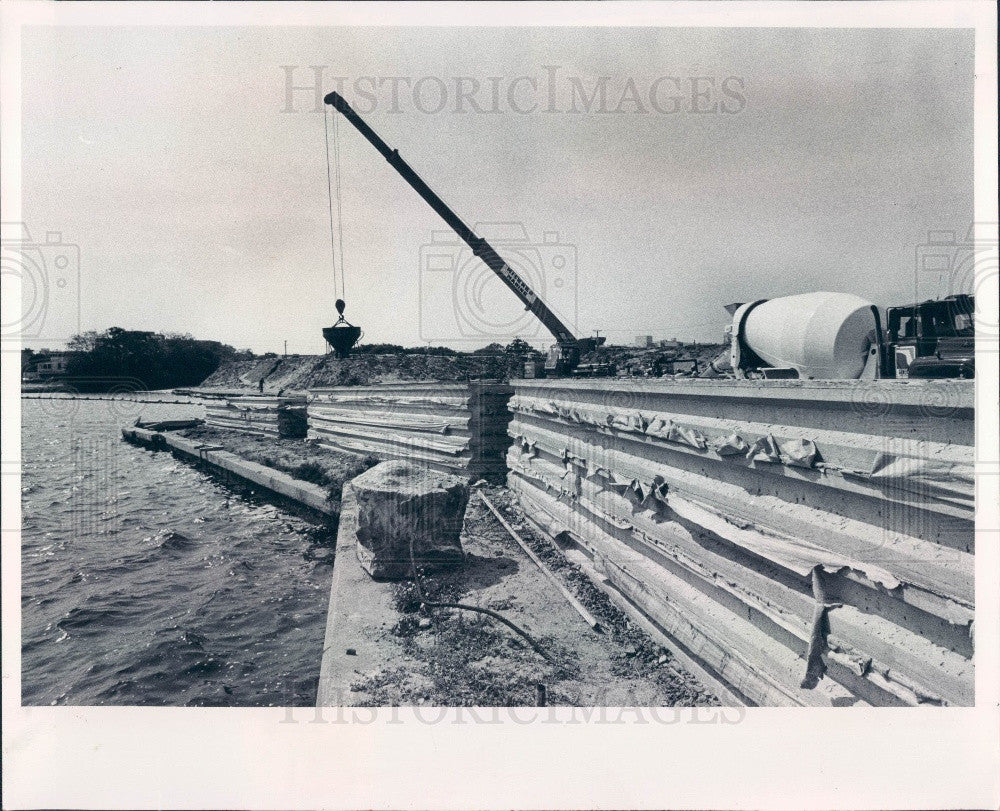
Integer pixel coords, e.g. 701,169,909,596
204,394,309,438
308,382,513,481
507,378,974,706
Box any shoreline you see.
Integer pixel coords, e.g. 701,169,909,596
119,422,716,706
23,392,203,405
121,426,341,518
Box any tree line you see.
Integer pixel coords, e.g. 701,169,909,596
65,328,247,391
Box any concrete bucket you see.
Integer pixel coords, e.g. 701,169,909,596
323,299,363,359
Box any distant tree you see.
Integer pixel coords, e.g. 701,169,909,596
505,338,535,356
473,342,505,356
161,336,232,386
67,331,100,353
65,327,240,391
356,343,406,355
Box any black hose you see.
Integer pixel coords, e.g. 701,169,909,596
407,532,575,677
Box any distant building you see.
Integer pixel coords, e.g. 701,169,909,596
21,349,39,380
34,351,78,378
659,338,682,351
634,335,653,348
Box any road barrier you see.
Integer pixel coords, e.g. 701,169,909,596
307,382,513,480
506,378,974,707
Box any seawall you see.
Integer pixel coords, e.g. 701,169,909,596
127,374,976,707
307,381,513,480
121,427,334,516
505,378,974,706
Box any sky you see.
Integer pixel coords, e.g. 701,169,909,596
19,25,974,354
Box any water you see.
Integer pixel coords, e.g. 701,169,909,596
20,396,336,706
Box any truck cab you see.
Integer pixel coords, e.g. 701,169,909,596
885,294,974,379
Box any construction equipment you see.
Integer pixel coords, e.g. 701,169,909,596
721,291,975,380
571,360,616,378
884,294,974,379
322,90,602,375
322,299,362,359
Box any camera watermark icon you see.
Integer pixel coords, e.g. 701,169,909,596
915,222,998,340
66,435,121,538
418,222,577,346
1,222,80,344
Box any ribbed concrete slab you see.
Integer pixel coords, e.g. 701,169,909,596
508,378,975,706
308,381,513,480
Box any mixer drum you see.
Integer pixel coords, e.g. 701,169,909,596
741,292,878,379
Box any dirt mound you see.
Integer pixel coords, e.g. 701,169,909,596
198,357,283,389
581,342,726,376
199,353,509,393
197,341,729,393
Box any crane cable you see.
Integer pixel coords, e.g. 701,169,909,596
322,107,347,300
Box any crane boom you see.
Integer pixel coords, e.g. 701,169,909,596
323,91,597,368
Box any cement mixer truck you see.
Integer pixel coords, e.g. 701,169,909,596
718,291,974,380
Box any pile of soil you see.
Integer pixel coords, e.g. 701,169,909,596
580,342,727,376
198,353,509,393
195,342,729,394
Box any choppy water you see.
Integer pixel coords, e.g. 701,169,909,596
20,396,336,706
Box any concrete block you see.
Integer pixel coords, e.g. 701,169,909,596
350,460,469,579
307,382,513,480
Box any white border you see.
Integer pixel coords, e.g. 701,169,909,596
2,2,998,809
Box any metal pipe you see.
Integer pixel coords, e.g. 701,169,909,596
478,490,602,633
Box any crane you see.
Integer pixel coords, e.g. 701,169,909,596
323,90,603,375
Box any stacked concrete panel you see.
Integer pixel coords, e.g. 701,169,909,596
204,394,308,438
506,378,974,707
307,382,513,480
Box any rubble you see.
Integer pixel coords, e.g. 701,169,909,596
351,461,469,579
192,341,729,396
